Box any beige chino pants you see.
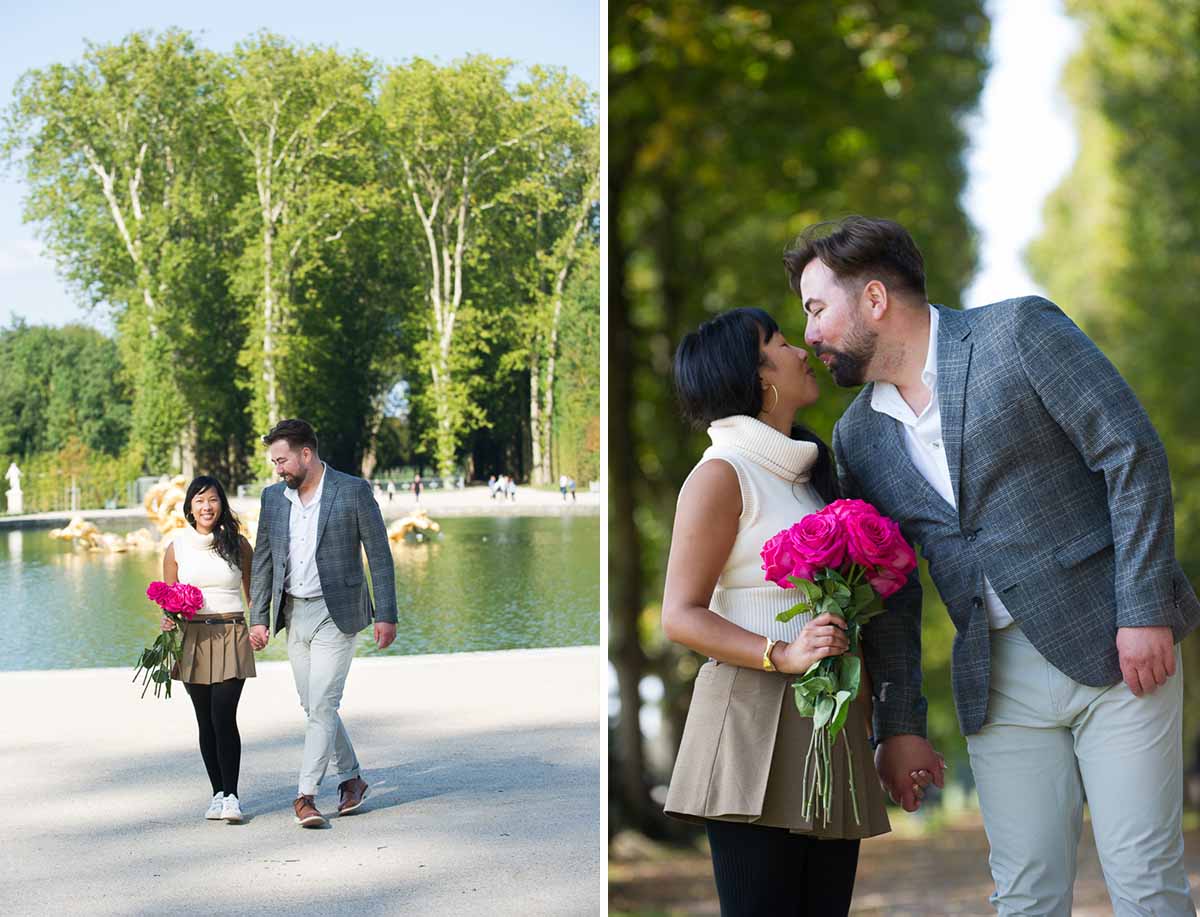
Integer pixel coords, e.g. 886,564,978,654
967,624,1193,917
284,595,361,797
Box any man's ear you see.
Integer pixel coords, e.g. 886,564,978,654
862,279,890,321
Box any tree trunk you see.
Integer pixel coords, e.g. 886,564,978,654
609,164,669,838
542,292,562,484
530,350,545,485
262,223,279,429
180,421,197,479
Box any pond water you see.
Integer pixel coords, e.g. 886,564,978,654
0,515,600,670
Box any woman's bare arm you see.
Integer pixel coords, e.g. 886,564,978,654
160,541,180,631
661,460,847,675
163,541,178,585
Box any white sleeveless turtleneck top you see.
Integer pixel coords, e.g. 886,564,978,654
172,526,245,615
680,414,824,642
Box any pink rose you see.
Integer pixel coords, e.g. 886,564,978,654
174,583,204,619
866,565,909,598
822,499,879,524
843,511,917,598
146,581,170,605
761,529,802,589
786,513,848,580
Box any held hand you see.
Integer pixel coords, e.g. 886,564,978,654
249,624,270,652
1116,625,1176,696
875,735,945,812
374,622,396,650
773,613,849,675
160,615,176,632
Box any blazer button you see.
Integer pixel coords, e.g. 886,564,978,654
972,596,983,608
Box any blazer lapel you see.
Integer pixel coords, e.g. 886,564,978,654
275,489,291,536
315,467,341,549
936,306,974,514
876,410,956,521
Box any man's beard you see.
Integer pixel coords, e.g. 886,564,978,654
818,321,877,388
283,466,308,490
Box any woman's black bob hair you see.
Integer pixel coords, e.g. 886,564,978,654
673,307,838,503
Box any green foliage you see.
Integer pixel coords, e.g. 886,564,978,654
379,55,599,480
3,31,598,486
554,248,602,483
0,442,143,513
0,321,131,457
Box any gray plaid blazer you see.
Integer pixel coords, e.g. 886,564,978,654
832,297,1200,738
248,465,398,635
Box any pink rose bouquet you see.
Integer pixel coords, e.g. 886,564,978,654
132,581,205,699
760,498,918,825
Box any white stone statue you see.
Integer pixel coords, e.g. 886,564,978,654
5,463,23,515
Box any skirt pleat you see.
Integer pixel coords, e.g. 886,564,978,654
173,618,256,683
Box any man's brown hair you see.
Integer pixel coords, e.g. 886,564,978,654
783,216,927,303
262,418,319,453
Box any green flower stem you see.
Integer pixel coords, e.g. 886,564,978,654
847,563,866,587
844,730,861,826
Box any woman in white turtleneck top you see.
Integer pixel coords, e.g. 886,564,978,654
160,475,255,825
661,308,919,917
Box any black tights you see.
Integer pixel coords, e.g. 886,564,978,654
705,819,860,917
184,678,245,798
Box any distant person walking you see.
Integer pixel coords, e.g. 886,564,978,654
488,475,498,500
506,476,517,503
568,477,577,503
413,472,423,505
386,481,395,503
559,474,569,502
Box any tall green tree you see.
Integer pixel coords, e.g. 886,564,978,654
380,56,551,480
225,32,380,435
2,30,236,471
500,68,600,485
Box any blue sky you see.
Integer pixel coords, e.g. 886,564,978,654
0,0,600,329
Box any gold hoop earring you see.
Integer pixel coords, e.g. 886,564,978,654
762,384,779,414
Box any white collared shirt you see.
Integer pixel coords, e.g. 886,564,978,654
869,306,1014,630
283,462,327,598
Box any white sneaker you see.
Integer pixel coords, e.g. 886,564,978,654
205,792,225,820
221,795,243,823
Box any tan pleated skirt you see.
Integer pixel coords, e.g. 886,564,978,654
664,660,890,839
172,615,256,684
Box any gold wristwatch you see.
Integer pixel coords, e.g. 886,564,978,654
762,637,777,672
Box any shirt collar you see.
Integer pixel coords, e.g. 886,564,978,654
870,304,939,423
284,461,327,508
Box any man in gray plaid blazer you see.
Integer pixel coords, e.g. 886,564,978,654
785,217,1200,916
248,418,398,827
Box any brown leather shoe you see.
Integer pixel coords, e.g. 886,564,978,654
338,776,369,815
293,795,326,828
